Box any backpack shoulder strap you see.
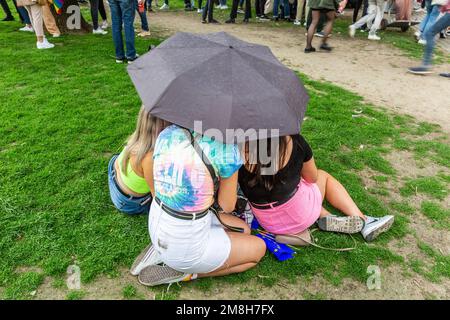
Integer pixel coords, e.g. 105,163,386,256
183,128,244,233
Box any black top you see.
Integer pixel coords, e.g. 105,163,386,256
238,135,313,204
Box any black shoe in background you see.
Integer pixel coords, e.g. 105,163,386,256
320,43,333,51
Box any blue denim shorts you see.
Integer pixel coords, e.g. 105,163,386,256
108,154,152,215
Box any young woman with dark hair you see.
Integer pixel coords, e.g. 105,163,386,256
239,134,394,243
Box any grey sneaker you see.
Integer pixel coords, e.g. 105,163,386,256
361,215,395,242
317,215,364,234
130,244,162,276
138,265,189,286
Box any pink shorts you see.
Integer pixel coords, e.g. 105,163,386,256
251,179,323,235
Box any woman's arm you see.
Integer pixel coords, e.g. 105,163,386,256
142,152,155,196
301,157,318,183
217,171,239,213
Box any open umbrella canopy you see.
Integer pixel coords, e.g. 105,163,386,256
127,32,309,142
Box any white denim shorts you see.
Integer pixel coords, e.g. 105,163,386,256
148,200,231,274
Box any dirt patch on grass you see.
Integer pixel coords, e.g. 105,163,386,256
35,269,154,300
385,150,450,179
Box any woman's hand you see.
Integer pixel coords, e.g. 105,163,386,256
338,0,347,13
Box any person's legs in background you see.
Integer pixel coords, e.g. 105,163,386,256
420,4,442,41
349,3,376,36
218,0,227,9
273,0,281,19
160,0,169,9
136,0,150,36
423,13,450,67
98,0,109,28
418,0,432,37
25,4,54,49
306,9,320,50
306,8,325,34
243,0,251,21
352,0,363,22
12,0,33,31
1,0,14,21
202,0,216,22
294,0,305,24
42,1,61,37
226,0,239,22
118,0,136,60
90,0,108,34
320,10,335,48
108,0,126,61
409,13,450,74
367,0,384,40
281,0,290,20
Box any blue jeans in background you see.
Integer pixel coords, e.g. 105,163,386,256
108,155,152,215
136,0,149,31
108,0,136,60
12,0,31,24
419,2,441,39
423,13,450,66
273,0,290,18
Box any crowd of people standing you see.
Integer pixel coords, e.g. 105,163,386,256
1,0,449,70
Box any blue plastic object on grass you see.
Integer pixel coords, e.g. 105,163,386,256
256,233,295,262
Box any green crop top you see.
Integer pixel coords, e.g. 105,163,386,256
116,150,151,195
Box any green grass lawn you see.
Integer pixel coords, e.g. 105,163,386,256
0,18,449,300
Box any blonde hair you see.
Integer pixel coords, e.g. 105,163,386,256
121,107,170,175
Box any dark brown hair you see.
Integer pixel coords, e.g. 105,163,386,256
245,136,290,191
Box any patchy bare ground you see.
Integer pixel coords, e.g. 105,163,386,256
148,10,450,133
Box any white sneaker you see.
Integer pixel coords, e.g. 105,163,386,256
37,40,55,49
130,244,162,276
414,30,421,40
368,34,381,41
52,33,61,38
293,19,301,25
418,38,427,45
93,28,108,35
101,20,108,29
160,3,169,10
197,8,202,13
361,215,395,242
349,25,356,38
19,25,33,32
220,4,228,9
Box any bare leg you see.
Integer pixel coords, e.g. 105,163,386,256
321,11,335,45
198,213,265,278
316,169,366,220
320,206,331,218
306,10,320,48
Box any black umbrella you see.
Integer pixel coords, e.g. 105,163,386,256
127,32,309,142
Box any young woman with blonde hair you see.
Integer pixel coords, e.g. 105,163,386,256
107,107,170,214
